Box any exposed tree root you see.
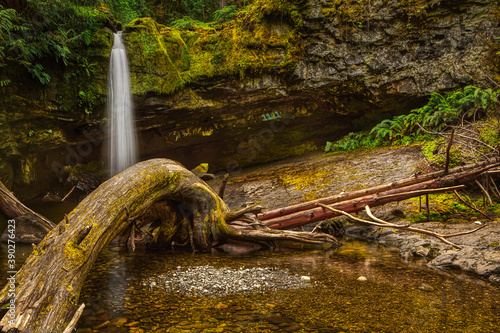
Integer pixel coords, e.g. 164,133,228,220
1,157,500,331
0,159,340,332
226,225,340,249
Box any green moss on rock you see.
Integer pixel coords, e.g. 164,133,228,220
122,3,303,96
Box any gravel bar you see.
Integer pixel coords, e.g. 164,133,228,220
142,265,313,297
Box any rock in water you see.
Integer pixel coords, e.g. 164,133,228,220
418,283,434,292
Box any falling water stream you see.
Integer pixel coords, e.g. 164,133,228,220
108,31,137,176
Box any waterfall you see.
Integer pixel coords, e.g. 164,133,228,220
107,31,138,176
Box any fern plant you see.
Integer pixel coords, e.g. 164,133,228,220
326,86,499,152
213,5,237,23
369,86,499,144
1,1,108,85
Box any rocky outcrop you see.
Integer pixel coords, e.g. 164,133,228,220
131,0,499,173
0,0,499,198
354,222,500,281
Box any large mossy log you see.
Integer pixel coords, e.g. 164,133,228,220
0,159,338,332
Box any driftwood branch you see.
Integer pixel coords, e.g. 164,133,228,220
218,173,229,199
317,203,485,249
226,205,263,221
487,174,500,199
62,303,85,333
61,186,76,202
444,129,455,174
475,179,493,206
453,190,492,220
0,181,55,230
417,123,497,152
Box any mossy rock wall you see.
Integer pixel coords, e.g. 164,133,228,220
0,0,499,198
127,0,500,172
0,28,113,197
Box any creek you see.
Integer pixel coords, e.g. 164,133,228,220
0,203,499,333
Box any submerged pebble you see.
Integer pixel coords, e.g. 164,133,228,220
418,283,434,292
142,266,313,297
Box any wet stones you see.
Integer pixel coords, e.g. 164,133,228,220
143,266,313,297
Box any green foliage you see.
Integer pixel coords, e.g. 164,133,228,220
369,86,500,144
0,6,16,32
149,0,224,25
122,1,304,95
237,0,306,28
325,86,499,153
0,5,21,86
78,90,98,114
0,1,110,85
324,131,384,153
27,64,51,85
213,5,237,23
103,0,149,25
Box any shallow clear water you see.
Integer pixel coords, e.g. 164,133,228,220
72,240,499,333
1,203,499,333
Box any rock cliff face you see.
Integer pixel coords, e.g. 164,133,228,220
130,0,500,176
0,0,499,198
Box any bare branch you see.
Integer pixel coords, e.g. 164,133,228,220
218,173,229,199
444,129,455,174
417,123,496,151
453,190,493,220
475,179,493,206
317,203,486,249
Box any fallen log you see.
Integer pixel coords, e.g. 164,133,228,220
1,158,499,331
260,162,500,230
258,160,500,221
0,159,338,333
0,181,56,243
262,184,465,230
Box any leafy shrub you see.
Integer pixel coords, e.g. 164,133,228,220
213,5,237,23
325,132,383,153
0,1,109,85
325,86,499,153
370,86,500,143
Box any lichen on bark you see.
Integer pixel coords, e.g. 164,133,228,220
0,158,338,332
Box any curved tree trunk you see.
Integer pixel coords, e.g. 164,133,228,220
0,159,338,332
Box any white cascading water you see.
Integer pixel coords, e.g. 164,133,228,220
107,31,138,176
